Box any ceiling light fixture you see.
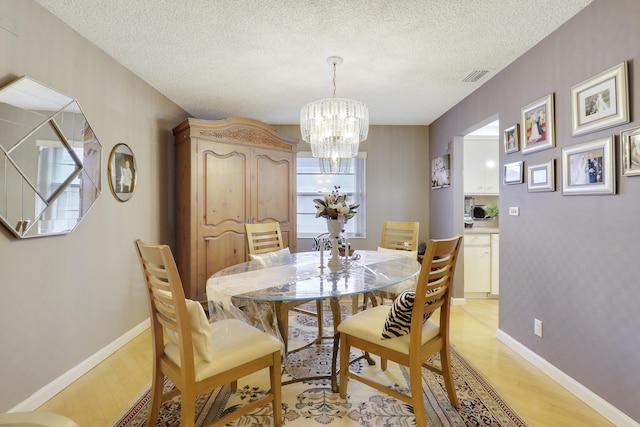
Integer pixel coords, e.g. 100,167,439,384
300,56,369,174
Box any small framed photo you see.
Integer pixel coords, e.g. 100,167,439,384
431,154,451,189
108,143,137,202
504,161,524,185
521,94,555,154
620,126,640,176
571,61,629,136
562,136,615,195
504,124,520,154
527,160,555,192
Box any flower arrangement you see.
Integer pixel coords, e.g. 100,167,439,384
314,186,359,221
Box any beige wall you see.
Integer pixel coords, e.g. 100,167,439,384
274,125,431,251
0,0,188,410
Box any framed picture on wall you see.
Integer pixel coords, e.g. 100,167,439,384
504,161,524,185
431,154,450,189
527,159,555,192
521,94,555,154
620,126,640,176
108,143,137,202
570,61,629,136
561,136,615,195
504,124,520,154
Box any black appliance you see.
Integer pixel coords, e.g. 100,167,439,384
473,205,488,219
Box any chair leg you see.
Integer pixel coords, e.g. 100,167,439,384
146,370,163,426
270,351,283,426
180,388,196,427
409,361,428,427
440,347,460,408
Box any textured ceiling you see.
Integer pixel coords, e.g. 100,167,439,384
35,0,592,125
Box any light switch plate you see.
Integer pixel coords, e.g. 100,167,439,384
509,207,519,216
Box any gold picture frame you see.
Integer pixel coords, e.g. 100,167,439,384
108,143,137,202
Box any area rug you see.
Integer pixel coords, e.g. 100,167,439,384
111,301,528,426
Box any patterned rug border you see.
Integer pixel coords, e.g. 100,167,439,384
447,347,528,425
416,346,529,426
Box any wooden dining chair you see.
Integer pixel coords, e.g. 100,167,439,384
245,222,323,353
134,239,282,427
380,220,420,252
245,222,286,255
353,220,421,312
338,235,463,427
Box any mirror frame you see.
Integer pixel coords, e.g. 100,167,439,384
108,143,137,202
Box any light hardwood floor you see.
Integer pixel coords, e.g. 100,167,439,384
37,299,614,426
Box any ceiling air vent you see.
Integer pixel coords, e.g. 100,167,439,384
462,69,491,83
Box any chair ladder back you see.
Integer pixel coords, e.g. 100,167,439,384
412,235,462,331
245,222,285,255
134,240,193,363
380,221,419,251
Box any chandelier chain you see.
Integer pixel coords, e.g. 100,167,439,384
332,61,337,98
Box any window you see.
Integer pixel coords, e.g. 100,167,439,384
296,152,366,238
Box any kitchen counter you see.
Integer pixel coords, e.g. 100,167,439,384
464,227,499,234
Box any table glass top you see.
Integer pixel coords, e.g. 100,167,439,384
206,250,421,303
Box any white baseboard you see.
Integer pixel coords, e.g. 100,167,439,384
496,329,639,427
451,297,466,306
10,319,150,412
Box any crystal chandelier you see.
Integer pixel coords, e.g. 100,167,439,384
300,56,369,174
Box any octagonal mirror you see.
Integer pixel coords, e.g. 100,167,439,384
0,76,102,238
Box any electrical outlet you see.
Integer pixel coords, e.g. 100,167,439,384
509,206,519,216
534,319,543,337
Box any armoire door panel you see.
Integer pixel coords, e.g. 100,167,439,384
253,149,292,225
201,144,250,227
202,232,246,299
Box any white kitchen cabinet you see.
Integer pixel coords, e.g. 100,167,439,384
490,234,499,295
464,137,499,195
464,234,491,294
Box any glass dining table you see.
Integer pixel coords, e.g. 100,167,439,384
206,250,421,392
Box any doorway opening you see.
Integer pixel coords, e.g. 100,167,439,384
461,118,500,323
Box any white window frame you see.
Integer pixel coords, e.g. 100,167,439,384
296,152,366,239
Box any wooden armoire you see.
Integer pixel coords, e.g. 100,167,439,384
172,117,298,302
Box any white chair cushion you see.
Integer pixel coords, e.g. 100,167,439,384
166,299,215,362
165,318,282,381
337,305,440,354
249,247,292,267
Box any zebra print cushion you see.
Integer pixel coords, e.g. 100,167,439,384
381,289,433,339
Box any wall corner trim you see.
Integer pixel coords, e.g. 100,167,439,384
10,319,151,412
496,329,639,427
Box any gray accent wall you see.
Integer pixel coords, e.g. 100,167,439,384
0,0,188,411
430,0,640,422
